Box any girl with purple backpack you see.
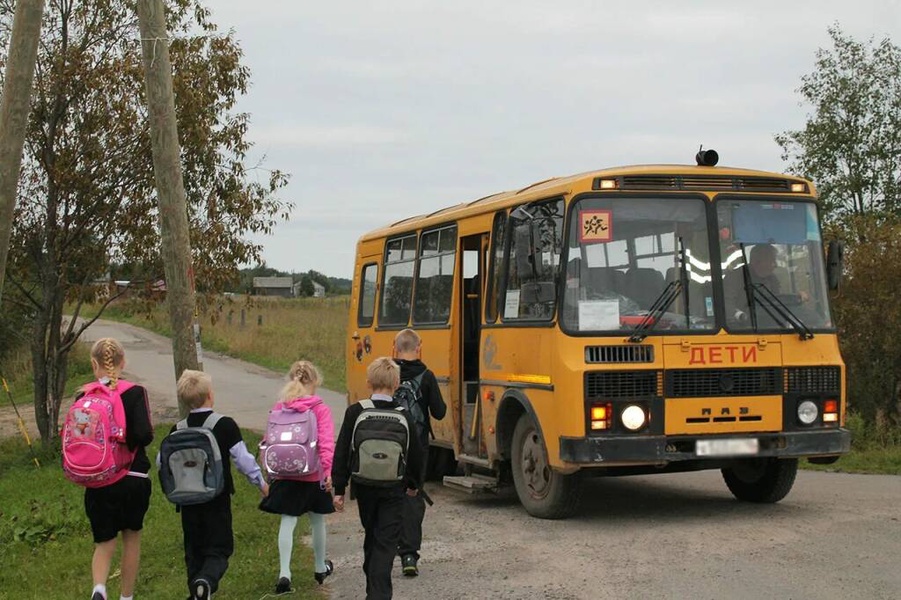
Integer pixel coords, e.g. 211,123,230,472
259,360,336,593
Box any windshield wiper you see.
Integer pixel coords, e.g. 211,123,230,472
628,238,691,343
628,280,682,343
751,283,814,340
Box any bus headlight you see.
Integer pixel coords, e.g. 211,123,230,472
621,405,647,431
797,400,819,425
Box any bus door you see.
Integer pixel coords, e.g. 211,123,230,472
460,233,487,458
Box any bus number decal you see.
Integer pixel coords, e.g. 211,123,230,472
688,345,757,365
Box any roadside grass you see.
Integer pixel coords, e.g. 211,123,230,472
0,426,323,599
0,342,94,408
802,413,901,475
87,295,350,392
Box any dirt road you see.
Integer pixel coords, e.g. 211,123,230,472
4,321,900,599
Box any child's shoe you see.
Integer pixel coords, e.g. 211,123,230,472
275,577,291,594
91,593,105,600
314,559,334,584
401,554,419,577
192,578,211,600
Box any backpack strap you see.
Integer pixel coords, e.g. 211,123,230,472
359,399,375,410
175,412,222,431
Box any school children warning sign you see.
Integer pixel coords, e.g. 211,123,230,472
579,210,612,243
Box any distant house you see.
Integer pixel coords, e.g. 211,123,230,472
311,281,326,298
253,276,300,298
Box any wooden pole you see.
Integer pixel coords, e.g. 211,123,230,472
0,0,46,305
136,0,202,378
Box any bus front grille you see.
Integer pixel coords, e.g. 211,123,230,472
784,366,841,393
665,368,781,397
585,345,654,364
585,370,661,398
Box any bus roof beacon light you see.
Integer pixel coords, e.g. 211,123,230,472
695,147,719,167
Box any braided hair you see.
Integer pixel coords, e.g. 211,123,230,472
90,337,125,389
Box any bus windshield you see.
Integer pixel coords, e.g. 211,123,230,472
562,196,715,334
717,198,833,332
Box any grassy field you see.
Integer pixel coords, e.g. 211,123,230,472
94,295,350,392
0,427,324,599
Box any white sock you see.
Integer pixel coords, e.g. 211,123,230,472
278,515,298,579
92,584,107,599
120,596,133,600
309,512,327,572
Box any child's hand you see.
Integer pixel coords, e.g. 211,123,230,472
261,482,270,497
406,488,419,497
333,495,345,512
324,476,333,493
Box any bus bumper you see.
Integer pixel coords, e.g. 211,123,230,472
559,428,852,466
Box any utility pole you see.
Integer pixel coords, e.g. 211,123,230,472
0,0,45,306
136,0,202,381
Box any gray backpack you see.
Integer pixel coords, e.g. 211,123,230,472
350,399,409,487
158,413,225,505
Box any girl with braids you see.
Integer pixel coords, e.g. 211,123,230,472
259,360,336,593
80,337,154,600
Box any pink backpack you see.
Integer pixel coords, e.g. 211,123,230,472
261,401,321,480
62,380,136,488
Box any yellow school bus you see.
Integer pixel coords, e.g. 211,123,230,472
346,150,850,519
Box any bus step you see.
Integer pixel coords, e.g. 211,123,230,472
443,473,498,494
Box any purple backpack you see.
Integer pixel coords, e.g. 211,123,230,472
261,401,320,480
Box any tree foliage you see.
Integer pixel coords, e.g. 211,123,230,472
776,24,901,224
777,25,901,429
0,0,291,440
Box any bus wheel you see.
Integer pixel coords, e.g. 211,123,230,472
510,415,583,519
721,458,798,503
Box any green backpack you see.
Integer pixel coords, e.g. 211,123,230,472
350,399,410,487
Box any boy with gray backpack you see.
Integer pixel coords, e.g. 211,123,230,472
157,370,269,600
332,357,424,600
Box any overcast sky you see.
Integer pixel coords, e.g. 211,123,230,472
210,1,901,279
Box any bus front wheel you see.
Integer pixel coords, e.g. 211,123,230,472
510,415,583,519
721,458,798,503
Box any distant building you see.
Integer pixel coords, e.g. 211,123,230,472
253,276,300,298
312,281,326,298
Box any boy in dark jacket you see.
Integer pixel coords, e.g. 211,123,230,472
392,328,446,576
170,370,269,600
332,357,424,600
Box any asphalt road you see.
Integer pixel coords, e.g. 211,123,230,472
13,320,900,599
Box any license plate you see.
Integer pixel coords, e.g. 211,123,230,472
696,438,759,457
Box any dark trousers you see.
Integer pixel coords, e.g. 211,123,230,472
356,484,406,600
398,444,428,559
180,494,234,595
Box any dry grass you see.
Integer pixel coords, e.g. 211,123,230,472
96,295,351,392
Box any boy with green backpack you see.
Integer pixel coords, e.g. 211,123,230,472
332,357,424,600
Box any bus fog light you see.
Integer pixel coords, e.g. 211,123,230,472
797,400,819,425
621,405,647,431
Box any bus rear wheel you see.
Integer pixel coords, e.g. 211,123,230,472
510,415,582,519
721,458,798,503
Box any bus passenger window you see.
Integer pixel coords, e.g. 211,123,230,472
358,263,378,327
380,234,417,326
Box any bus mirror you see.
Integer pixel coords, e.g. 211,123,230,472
826,240,844,290
521,281,555,305
514,223,542,279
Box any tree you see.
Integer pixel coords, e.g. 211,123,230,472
775,24,901,224
0,0,290,441
776,26,901,429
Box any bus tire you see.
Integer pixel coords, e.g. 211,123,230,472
510,414,582,519
721,458,798,503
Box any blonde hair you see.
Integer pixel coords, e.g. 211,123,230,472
279,360,323,401
394,328,421,354
177,369,213,412
90,338,126,389
367,357,400,393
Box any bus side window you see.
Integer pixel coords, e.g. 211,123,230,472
358,263,378,327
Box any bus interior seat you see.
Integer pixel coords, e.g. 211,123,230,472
623,267,665,309
585,266,622,296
